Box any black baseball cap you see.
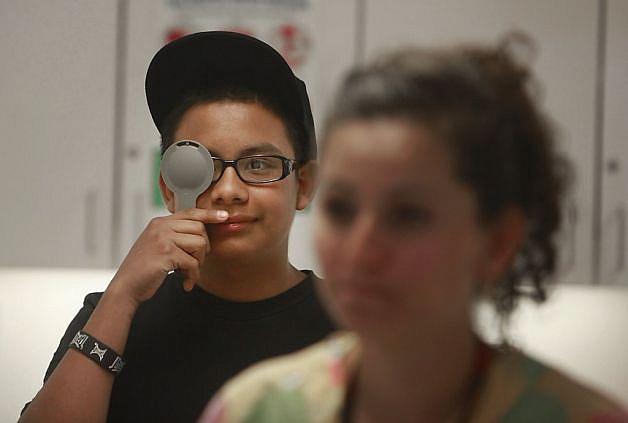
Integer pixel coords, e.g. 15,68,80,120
145,31,316,160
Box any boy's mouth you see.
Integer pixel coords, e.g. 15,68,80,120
211,214,257,233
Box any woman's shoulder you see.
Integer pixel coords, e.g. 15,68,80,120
200,331,358,423
476,346,628,422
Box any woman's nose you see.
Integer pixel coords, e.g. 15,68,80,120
342,213,390,271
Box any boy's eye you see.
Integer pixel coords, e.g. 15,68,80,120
322,197,356,225
247,158,270,170
239,157,282,178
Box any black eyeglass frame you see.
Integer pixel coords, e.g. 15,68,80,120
211,154,301,185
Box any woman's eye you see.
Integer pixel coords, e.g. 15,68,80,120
388,206,431,228
323,197,356,225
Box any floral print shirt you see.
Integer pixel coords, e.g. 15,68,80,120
199,332,628,423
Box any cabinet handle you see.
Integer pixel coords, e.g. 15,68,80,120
560,201,578,273
134,191,145,237
84,190,97,256
614,207,626,276
601,206,626,284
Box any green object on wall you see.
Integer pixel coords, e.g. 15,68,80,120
153,147,164,208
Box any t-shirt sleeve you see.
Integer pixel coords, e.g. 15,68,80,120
21,292,103,415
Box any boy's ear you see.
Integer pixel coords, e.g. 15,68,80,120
295,161,318,211
159,175,176,213
480,207,527,288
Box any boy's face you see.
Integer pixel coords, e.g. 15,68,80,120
160,100,315,260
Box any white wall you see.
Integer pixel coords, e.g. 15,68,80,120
0,268,114,421
477,286,628,406
1,268,626,421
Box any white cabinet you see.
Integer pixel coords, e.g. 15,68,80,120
112,0,628,282
0,0,621,283
599,0,628,286
0,1,117,267
362,0,599,285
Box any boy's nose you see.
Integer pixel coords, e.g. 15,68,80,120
209,167,249,205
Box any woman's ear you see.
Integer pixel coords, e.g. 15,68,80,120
295,161,319,211
159,175,176,214
481,207,527,287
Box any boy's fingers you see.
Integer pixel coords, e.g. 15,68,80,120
172,234,208,263
173,252,200,291
170,220,205,235
182,265,200,291
182,277,196,292
170,221,210,250
178,208,229,223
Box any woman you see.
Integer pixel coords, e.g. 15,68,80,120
200,36,627,422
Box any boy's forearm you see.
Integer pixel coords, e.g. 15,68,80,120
19,287,138,423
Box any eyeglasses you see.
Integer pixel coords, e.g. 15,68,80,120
211,155,299,184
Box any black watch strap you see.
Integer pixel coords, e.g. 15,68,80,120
68,330,125,375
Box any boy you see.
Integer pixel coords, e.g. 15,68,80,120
21,31,334,422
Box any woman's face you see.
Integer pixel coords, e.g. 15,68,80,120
315,118,495,341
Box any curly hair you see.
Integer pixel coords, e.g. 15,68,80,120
322,33,572,319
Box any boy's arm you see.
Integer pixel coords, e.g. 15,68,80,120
21,293,99,416
19,284,138,423
19,208,228,423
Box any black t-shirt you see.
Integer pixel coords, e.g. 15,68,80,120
28,271,335,422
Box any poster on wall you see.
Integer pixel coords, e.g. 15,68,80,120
161,0,315,82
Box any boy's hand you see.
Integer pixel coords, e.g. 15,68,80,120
108,208,229,307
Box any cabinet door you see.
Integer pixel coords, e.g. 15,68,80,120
599,0,628,286
363,0,598,284
0,1,117,267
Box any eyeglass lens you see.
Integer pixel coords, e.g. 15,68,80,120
211,156,285,183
